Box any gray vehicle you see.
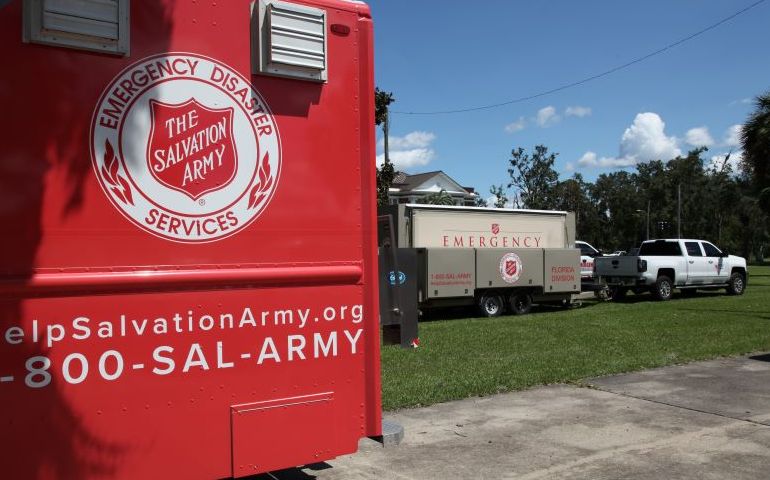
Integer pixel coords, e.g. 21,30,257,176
380,204,581,318
417,247,580,316
594,239,748,301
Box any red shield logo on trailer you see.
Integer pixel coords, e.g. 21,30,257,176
147,98,237,200
491,223,500,235
499,252,523,284
506,259,517,276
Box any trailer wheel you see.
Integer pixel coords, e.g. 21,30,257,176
653,276,673,301
479,294,505,317
509,292,532,315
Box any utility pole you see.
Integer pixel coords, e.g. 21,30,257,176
646,200,650,240
383,106,390,165
677,184,681,239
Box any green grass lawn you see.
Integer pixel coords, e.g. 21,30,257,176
381,265,770,411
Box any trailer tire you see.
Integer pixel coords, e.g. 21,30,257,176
509,292,532,315
653,275,673,301
726,272,746,296
479,294,505,317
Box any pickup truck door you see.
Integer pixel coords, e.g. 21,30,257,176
701,241,730,283
684,241,710,284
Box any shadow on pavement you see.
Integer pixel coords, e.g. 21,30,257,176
234,463,333,480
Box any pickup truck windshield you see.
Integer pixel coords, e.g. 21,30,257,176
639,241,682,256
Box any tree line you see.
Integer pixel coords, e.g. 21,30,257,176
376,89,770,261
482,145,766,261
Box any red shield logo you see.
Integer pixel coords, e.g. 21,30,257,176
506,260,517,276
147,98,237,200
492,223,500,235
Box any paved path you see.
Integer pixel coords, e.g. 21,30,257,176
258,355,770,479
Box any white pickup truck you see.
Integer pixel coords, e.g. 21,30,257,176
594,239,747,301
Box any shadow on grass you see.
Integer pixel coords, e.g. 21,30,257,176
611,291,728,304
673,308,770,321
419,301,593,322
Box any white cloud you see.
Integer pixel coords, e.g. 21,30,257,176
535,106,560,127
576,151,636,169
376,149,436,169
618,112,681,163
378,131,435,150
376,130,437,170
564,162,575,172
685,126,714,147
709,150,743,175
577,152,597,167
729,98,752,106
565,106,592,118
504,116,526,133
724,124,742,147
576,112,681,170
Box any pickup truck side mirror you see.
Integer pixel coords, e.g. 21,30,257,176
721,250,729,257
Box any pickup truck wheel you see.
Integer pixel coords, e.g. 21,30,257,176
726,272,746,296
608,287,627,301
479,294,505,317
653,276,673,301
509,292,533,315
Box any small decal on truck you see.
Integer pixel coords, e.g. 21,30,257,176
90,53,281,242
499,252,523,284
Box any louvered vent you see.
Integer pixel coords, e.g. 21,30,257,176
254,0,327,82
24,0,130,55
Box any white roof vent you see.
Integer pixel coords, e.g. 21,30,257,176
253,0,327,82
24,0,130,55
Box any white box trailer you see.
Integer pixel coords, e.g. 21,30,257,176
379,205,580,318
393,204,576,250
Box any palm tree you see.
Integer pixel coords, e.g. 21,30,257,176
741,91,770,211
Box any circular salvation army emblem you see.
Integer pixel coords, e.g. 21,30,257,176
499,252,523,284
90,52,281,242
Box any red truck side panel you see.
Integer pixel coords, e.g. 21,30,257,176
0,1,381,478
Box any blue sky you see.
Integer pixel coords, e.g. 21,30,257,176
368,0,770,200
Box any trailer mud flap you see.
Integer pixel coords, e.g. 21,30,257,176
231,392,335,477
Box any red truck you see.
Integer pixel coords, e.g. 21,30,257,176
0,1,382,478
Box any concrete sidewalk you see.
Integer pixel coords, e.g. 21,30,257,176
259,354,770,479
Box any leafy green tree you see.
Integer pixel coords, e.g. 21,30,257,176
489,184,508,208
507,145,559,209
376,160,396,207
553,174,600,245
489,143,766,258
416,189,455,205
662,148,711,239
374,88,397,206
589,170,640,250
374,88,395,126
740,91,770,212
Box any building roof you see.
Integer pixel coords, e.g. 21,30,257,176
390,171,473,196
